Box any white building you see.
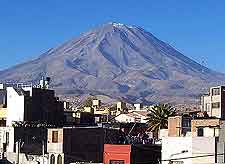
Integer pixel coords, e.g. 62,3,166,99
5,85,64,126
115,111,148,123
133,103,143,111
6,87,28,126
0,126,48,164
161,86,225,164
162,137,218,164
161,116,225,164
201,86,225,118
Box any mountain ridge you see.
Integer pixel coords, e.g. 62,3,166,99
0,22,224,104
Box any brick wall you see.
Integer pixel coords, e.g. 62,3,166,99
191,119,220,137
168,116,182,137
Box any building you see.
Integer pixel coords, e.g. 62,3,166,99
115,111,148,123
64,110,95,126
104,144,161,164
167,115,192,137
115,101,127,115
92,99,101,109
94,106,110,115
161,86,225,164
133,103,143,111
47,127,120,164
5,84,64,126
0,106,7,127
0,126,47,163
0,87,7,127
201,86,225,118
161,115,225,164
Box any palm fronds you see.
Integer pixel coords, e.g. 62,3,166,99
146,104,176,132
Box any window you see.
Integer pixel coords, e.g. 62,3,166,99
212,88,220,96
110,160,125,164
52,131,58,143
205,103,211,112
182,118,191,134
57,155,62,164
182,118,191,128
212,102,220,108
6,132,9,145
197,127,204,136
50,154,55,164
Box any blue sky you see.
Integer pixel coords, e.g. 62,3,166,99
1,0,225,72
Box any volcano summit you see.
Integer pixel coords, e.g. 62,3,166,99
1,22,224,104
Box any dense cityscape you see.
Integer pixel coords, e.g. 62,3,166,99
0,77,223,164
1,1,225,164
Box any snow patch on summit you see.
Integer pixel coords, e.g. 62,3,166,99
109,22,134,29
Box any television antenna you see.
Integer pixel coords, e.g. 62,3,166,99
201,57,206,74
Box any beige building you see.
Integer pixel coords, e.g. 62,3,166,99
92,99,101,109
162,115,225,164
201,86,225,118
0,106,7,127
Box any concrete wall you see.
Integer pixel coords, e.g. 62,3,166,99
7,152,48,164
217,120,225,163
201,86,225,119
104,144,131,164
47,128,120,164
29,88,64,125
162,137,192,164
192,137,216,164
115,114,135,123
92,99,101,108
6,87,64,126
0,108,7,119
168,116,182,137
191,119,220,137
117,102,126,111
162,137,218,164
47,128,63,154
133,104,143,111
0,127,14,153
159,129,168,139
6,87,25,126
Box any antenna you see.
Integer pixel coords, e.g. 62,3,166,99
201,57,206,74
199,57,207,109
39,77,51,89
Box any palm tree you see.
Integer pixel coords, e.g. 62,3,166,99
146,103,176,135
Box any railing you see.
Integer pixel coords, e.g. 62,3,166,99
4,82,33,88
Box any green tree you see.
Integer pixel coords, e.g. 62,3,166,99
146,104,176,134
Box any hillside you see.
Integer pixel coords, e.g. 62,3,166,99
1,22,224,104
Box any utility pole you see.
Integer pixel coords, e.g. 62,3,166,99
17,139,21,164
42,140,45,164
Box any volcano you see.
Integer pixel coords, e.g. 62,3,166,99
1,22,224,104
